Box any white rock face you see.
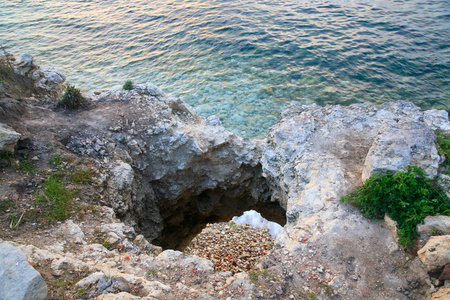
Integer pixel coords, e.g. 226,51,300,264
362,119,440,180
30,65,66,95
262,101,450,237
13,54,35,76
11,53,66,98
261,101,449,299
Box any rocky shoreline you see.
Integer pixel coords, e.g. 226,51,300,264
1,54,450,299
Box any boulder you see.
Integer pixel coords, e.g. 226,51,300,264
418,235,450,274
362,119,440,181
11,53,66,98
30,65,66,96
430,287,450,300
100,222,136,240
0,243,47,300
75,272,105,288
107,161,135,215
417,216,450,242
0,123,20,153
59,219,85,244
13,54,35,76
50,257,89,276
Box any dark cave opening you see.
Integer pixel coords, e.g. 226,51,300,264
158,188,286,251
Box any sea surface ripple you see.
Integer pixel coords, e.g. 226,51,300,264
1,0,449,138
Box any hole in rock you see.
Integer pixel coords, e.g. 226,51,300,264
158,187,286,251
184,211,283,273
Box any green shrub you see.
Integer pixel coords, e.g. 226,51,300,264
436,130,450,167
122,80,133,90
341,166,450,249
36,173,75,222
60,85,84,109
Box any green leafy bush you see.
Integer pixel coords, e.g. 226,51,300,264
341,166,450,249
122,80,133,90
60,85,84,109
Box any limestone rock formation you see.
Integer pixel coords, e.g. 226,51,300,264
0,243,48,300
7,53,66,97
2,53,450,299
261,101,450,299
61,88,285,250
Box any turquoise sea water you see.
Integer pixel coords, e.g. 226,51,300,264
1,0,449,138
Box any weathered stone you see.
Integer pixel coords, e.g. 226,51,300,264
59,219,85,244
51,257,89,276
0,123,20,153
107,161,134,215
0,243,47,300
97,276,113,293
10,54,65,98
30,65,66,95
430,286,450,300
133,234,158,255
417,216,450,242
418,235,450,273
75,272,105,288
261,101,450,299
141,280,172,295
152,250,214,272
385,214,399,241
13,54,35,76
100,223,136,240
19,244,61,265
111,277,131,293
121,238,140,254
82,243,111,260
134,82,166,98
362,119,440,181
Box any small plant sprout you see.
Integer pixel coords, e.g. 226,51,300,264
49,153,63,168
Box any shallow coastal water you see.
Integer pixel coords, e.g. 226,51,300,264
1,0,449,138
